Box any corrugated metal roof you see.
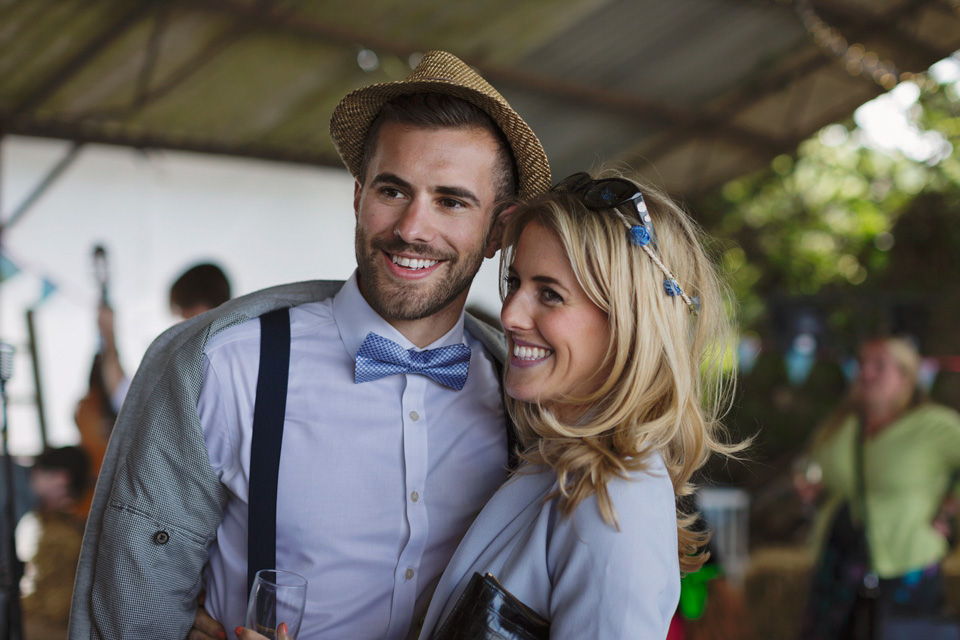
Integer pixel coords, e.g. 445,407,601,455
1,0,956,196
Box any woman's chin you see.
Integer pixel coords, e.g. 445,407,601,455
505,380,547,406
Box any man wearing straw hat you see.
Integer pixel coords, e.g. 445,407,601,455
67,51,550,639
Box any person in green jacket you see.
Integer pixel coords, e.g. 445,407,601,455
798,336,960,639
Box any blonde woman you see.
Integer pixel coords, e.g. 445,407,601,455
800,337,960,639
418,172,740,639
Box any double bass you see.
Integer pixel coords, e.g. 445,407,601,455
73,246,117,519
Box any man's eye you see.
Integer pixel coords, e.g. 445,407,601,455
439,198,466,209
380,187,403,198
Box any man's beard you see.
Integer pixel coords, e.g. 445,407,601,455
354,227,488,322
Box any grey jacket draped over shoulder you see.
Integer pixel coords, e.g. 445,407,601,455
67,280,509,639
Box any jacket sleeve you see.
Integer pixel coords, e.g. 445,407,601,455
68,280,343,639
68,323,228,639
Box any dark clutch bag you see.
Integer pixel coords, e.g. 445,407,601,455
432,572,550,640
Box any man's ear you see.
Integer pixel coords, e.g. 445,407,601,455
353,179,363,219
485,204,517,259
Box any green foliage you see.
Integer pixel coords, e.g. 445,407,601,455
695,81,960,331
695,76,960,511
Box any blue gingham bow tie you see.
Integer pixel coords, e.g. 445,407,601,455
355,332,471,391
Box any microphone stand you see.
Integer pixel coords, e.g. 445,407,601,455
0,357,23,640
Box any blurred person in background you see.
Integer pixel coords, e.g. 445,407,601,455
73,262,232,521
96,262,232,415
797,336,960,639
0,447,90,639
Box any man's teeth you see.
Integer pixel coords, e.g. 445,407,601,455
391,254,439,270
513,345,552,360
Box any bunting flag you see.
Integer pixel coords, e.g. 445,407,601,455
37,277,57,305
0,251,20,282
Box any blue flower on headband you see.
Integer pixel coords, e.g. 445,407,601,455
629,226,651,247
664,279,684,297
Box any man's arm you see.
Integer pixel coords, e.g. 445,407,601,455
96,304,128,411
69,321,227,639
70,280,344,639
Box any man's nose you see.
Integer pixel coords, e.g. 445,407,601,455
394,197,435,245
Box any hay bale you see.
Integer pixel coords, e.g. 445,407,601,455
744,546,814,640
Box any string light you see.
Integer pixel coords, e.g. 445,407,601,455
793,0,949,93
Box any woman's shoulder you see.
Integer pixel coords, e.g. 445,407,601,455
559,451,676,541
544,451,679,590
614,450,673,500
911,402,960,423
896,402,960,435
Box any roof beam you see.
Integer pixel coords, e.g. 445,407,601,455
186,0,786,155
128,0,284,111
7,1,155,118
812,0,954,64
637,0,945,171
5,119,344,171
1,142,84,231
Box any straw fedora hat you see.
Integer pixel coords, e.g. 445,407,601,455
330,50,551,200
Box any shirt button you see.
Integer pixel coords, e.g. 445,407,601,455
409,411,420,422
405,568,415,580
410,491,420,503
153,531,169,545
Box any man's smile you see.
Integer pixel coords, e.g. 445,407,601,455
389,252,441,270
381,250,446,280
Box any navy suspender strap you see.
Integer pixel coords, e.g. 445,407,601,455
244,309,515,592
491,356,520,471
247,308,291,594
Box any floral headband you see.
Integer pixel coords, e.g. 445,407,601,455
552,173,700,314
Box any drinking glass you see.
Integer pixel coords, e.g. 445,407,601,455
246,569,308,639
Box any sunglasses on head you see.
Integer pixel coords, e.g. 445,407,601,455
552,172,655,245
551,172,701,314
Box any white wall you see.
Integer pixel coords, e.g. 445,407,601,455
0,137,503,454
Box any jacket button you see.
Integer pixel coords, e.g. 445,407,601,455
153,530,170,545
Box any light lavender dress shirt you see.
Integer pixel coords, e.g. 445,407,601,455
199,273,509,639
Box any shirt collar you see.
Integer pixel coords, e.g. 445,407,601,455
333,270,467,358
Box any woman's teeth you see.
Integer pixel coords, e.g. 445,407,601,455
391,254,439,270
514,345,552,360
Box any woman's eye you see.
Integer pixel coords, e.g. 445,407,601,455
541,287,563,303
504,276,519,292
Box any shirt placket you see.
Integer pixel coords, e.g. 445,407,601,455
385,373,430,638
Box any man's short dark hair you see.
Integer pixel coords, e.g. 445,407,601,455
34,446,90,501
169,263,231,312
359,93,519,204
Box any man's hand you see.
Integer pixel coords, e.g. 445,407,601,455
188,593,226,640
97,304,117,351
235,622,294,639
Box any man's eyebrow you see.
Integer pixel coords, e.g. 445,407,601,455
371,173,412,190
436,186,480,207
370,174,481,208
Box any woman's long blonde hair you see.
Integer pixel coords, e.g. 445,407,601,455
499,171,743,573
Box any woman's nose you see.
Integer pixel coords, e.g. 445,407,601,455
501,292,532,331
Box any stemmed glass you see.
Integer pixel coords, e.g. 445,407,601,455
246,569,308,639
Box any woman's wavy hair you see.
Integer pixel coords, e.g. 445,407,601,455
499,170,743,573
